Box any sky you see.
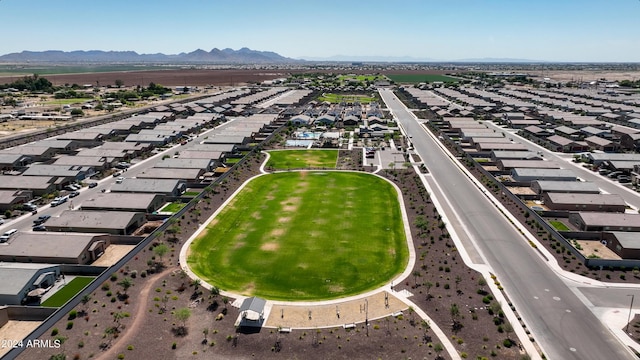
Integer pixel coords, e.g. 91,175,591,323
1,0,639,62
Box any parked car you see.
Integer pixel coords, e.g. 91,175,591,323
116,176,124,184
33,215,51,225
618,176,632,183
32,225,47,232
88,182,98,188
607,171,622,178
51,196,68,207
113,171,122,177
69,191,80,198
0,229,18,242
0,218,4,225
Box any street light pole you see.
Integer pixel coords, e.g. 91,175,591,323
627,294,635,334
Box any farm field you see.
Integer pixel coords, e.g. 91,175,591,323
387,74,459,83
187,171,408,300
266,149,338,169
40,277,94,307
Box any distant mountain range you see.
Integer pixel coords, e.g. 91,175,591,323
0,47,299,64
301,55,546,63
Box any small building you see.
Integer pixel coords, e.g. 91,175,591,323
0,190,32,212
621,133,640,151
234,296,266,328
0,154,32,171
490,151,542,162
569,212,640,232
497,160,560,172
584,136,617,152
0,263,61,305
290,115,312,126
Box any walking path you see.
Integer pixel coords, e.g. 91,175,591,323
96,268,173,360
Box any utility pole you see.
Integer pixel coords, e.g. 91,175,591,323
627,294,635,334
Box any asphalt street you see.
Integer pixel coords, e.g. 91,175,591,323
379,88,635,360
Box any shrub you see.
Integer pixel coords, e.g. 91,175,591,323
503,339,512,347
117,354,125,359
172,342,177,349
51,328,59,336
110,274,118,281
67,321,74,330
68,310,77,320
127,345,134,350
101,283,110,291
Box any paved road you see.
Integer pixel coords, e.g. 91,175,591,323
379,88,634,360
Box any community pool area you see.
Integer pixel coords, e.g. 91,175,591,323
285,139,314,147
294,131,323,140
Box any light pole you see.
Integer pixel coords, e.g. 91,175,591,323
627,294,635,334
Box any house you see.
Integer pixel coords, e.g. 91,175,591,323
137,168,205,184
542,193,626,212
22,164,92,182
81,193,165,213
584,136,617,152
110,179,186,197
343,115,360,126
511,168,577,183
0,233,111,265
44,210,145,235
0,263,60,305
490,151,542,162
553,126,580,139
234,296,266,328
0,154,32,171
475,142,530,153
602,232,640,259
497,160,560,172
621,133,640,151
0,190,32,211
546,135,588,152
154,158,216,172
53,156,109,171
569,212,640,232
531,180,600,195
290,114,311,126
522,125,552,138
1,146,57,162
316,115,336,126
0,176,56,196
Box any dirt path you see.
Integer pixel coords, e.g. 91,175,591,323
96,267,174,360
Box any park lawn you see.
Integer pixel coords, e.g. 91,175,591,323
188,171,408,301
41,277,94,307
47,98,95,105
317,93,376,104
266,149,338,170
160,202,187,213
549,220,570,231
386,74,459,83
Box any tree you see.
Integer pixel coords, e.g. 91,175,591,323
174,307,191,336
115,79,124,88
80,294,91,315
412,270,421,287
425,281,433,300
455,275,462,293
117,277,133,296
210,285,220,299
153,244,169,264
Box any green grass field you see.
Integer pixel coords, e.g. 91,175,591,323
266,150,338,170
317,93,376,104
41,277,94,307
160,202,187,213
549,220,570,231
386,74,459,84
187,171,408,300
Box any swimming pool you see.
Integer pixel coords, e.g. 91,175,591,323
294,131,323,140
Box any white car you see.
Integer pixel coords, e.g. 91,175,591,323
116,177,124,184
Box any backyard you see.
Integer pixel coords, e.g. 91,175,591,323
187,171,408,300
41,277,94,308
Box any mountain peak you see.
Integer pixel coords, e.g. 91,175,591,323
0,47,299,64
